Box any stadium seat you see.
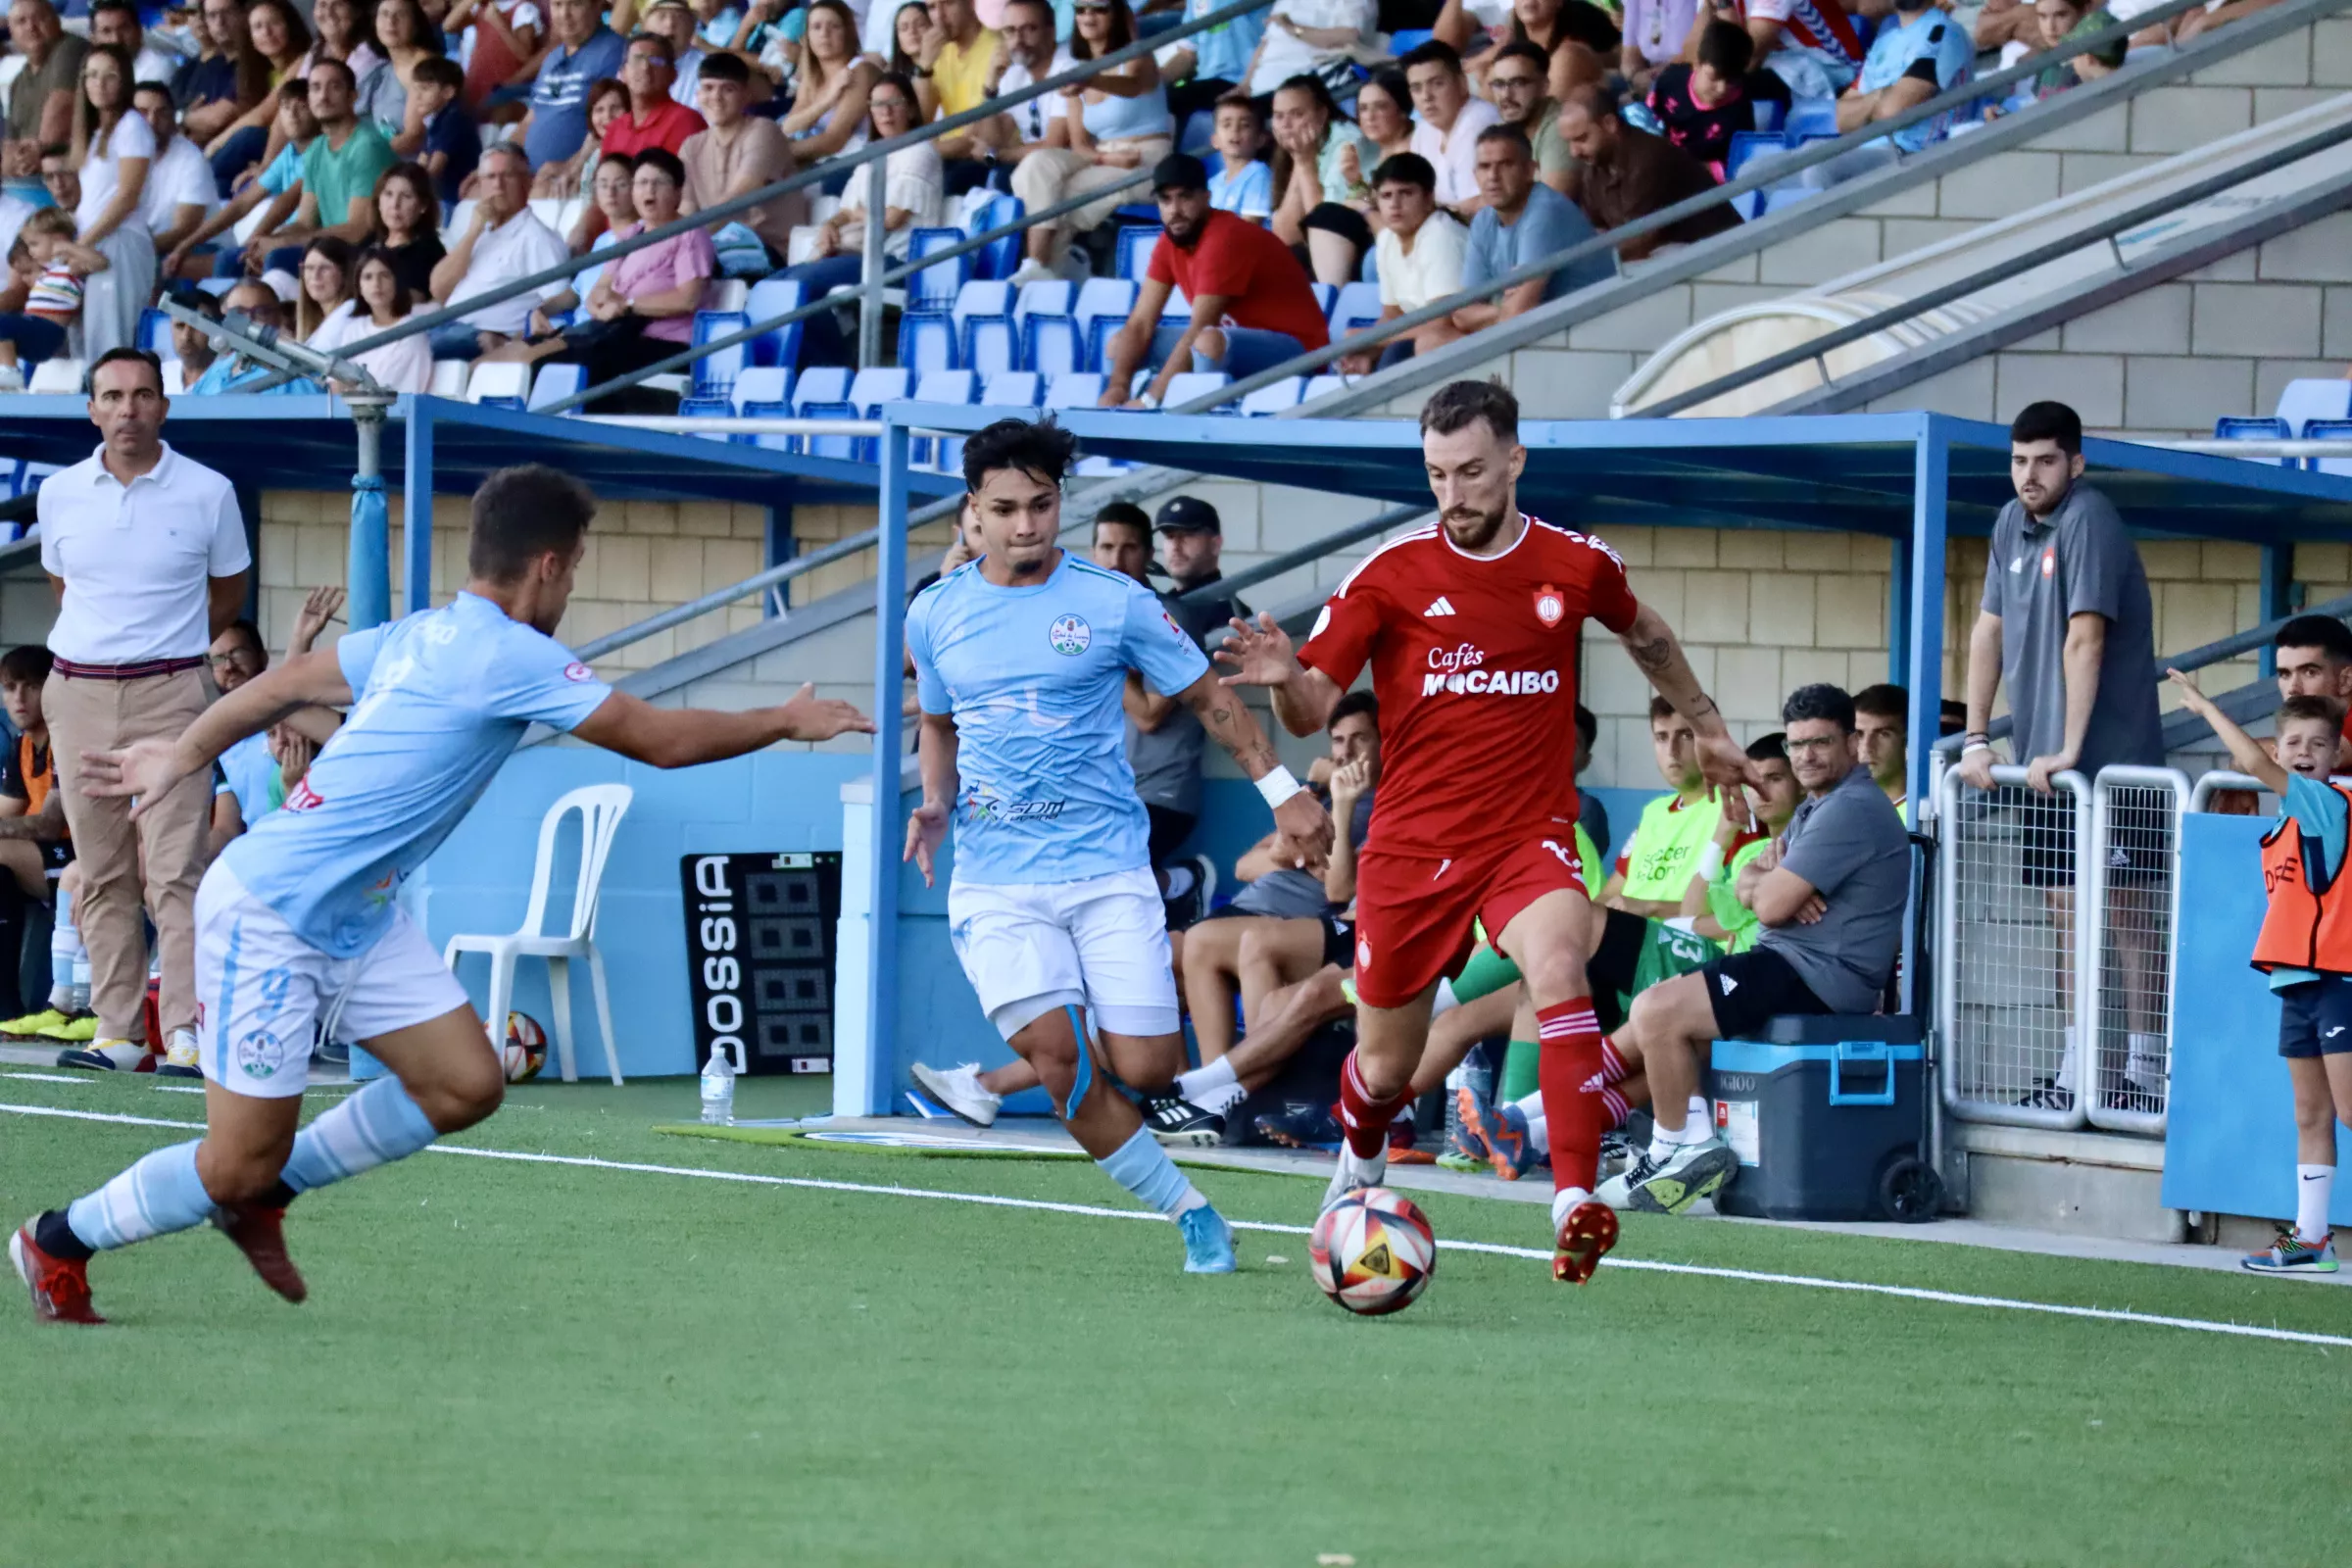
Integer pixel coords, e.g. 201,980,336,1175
956,279,1018,377
1237,376,1305,416
25,358,80,394
1073,277,1139,373
1019,274,1084,377
1163,370,1233,412
967,194,1024,280
845,367,911,459
2276,377,2352,435
793,365,858,458
731,365,792,412
1045,371,1105,410
744,278,808,368
428,360,468,397
528,363,587,413
1784,97,1838,137
1327,280,1382,340
703,278,749,314
1178,109,1214,156
739,398,797,450
1301,373,1348,404
465,361,530,408
1389,26,1433,50
1115,224,1162,283
136,306,171,355
1359,246,1378,284
906,226,970,315
1310,282,1337,319
2302,418,2352,477
691,310,751,396
2214,416,2294,466
442,783,633,1086
910,369,978,467
1160,286,1190,321
675,393,736,439
196,276,236,297
900,312,959,373
981,369,1042,408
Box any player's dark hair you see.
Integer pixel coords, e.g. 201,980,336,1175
85,346,165,396
1370,151,1436,192
698,48,753,84
2010,399,2082,456
1747,730,1788,763
1852,682,1907,720
1419,378,1517,444
2279,694,2344,731
1330,689,1379,730
1399,38,1462,75
632,146,686,186
1092,500,1150,538
1783,682,1857,732
1648,695,1681,722
0,644,55,685
1696,18,1752,75
1574,702,1597,748
413,52,465,89
1491,37,1549,74
2276,614,2352,663
963,416,1077,492
468,465,596,582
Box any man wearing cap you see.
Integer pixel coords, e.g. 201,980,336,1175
1102,154,1329,412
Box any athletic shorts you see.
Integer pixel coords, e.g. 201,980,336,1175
195,860,472,1100
1699,947,1829,1040
1448,908,1719,1011
947,866,1179,1041
2277,975,2352,1057
1319,912,1355,968
2021,796,2168,889
1350,835,1588,1010
39,840,72,878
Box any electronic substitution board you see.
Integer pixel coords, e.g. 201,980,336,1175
679,852,842,1075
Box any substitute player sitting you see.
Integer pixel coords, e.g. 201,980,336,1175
10,466,874,1325
903,418,1332,1276
1218,379,1755,1285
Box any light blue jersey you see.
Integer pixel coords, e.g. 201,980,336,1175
1857,7,1972,152
221,592,613,956
908,552,1210,885
217,731,277,826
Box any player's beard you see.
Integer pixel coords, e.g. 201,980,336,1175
1440,503,1513,553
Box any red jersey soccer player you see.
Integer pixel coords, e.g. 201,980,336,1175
1218,381,1756,1283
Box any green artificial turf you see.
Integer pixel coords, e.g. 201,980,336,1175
3,1068,2349,1567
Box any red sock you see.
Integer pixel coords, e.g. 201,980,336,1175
1537,998,1605,1194
1598,1084,1630,1130
1337,1049,1412,1160
1598,1037,1629,1086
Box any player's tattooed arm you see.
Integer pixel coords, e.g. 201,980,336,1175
1178,670,1337,870
1617,600,1758,793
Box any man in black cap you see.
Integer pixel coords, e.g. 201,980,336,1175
1101,153,1332,412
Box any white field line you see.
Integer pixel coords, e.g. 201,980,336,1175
4,1100,2345,1350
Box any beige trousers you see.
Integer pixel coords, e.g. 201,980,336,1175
44,666,213,1043
1011,139,1173,261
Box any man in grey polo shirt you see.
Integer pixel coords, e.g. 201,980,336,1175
1957,399,2167,1112
1601,682,1909,1215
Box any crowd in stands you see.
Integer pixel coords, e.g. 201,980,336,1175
0,0,2283,403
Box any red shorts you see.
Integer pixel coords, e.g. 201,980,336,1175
1350,835,1590,1009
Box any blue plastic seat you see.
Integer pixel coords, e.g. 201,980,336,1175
955,279,1017,377
1237,376,1304,416
909,369,978,467
843,367,911,460
527,363,587,414
905,226,970,316
2277,377,2352,435
1044,371,1105,410
1309,282,1337,318
743,277,807,368
1013,279,1075,372
676,393,735,440
1115,224,1162,283
1785,97,1838,137
2303,417,2352,477
690,311,750,396
1178,109,1214,156
1327,280,1382,342
136,306,171,355
1070,277,1138,375
981,369,1042,408
2214,416,2296,468
1301,373,1348,405
899,313,959,373
968,195,1024,280
729,367,793,445
739,398,798,451
1162,370,1232,412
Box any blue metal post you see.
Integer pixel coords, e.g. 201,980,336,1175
402,404,435,617
2260,540,2292,677
861,418,910,1116
1908,420,1948,817
1887,531,1913,687
345,398,393,632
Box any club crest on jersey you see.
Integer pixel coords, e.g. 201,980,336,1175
1533,584,1565,627
1048,614,1092,656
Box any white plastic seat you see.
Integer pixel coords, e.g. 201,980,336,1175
428,360,469,397
26,359,83,394
442,784,633,1085
464,361,529,403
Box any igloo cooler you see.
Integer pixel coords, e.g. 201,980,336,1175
1703,1016,1938,1223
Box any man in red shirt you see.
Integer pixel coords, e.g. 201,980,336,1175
1102,154,1329,413
596,33,706,160
1219,380,1755,1284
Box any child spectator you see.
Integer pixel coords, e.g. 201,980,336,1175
1644,21,1788,172
1206,93,1272,220
0,210,105,391
0,643,74,1030
408,55,483,199
2169,671,2349,1276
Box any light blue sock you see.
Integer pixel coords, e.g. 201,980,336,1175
1097,1126,1206,1217
66,1140,215,1251
280,1077,439,1195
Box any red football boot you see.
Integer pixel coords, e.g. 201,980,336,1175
10,1222,104,1324
214,1205,308,1303
1551,1199,1619,1286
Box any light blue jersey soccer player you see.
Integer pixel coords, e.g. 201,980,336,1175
902,418,1332,1275
10,466,872,1325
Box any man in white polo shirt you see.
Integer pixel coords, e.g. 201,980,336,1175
39,348,251,1077
425,143,570,358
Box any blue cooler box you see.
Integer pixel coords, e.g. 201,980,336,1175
1704,1035,1930,1222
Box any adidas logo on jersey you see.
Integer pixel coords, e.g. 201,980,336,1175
1422,668,1562,697
1424,597,1457,617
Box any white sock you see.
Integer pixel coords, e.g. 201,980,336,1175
1175,1054,1240,1110
2297,1163,2333,1247
1162,865,1197,901
1689,1094,1710,1129
1647,1127,1677,1162
1550,1186,1592,1228
1523,1109,1549,1149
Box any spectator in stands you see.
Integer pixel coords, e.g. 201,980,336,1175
910,0,1001,122
0,210,93,391
1644,20,1786,172
1267,74,1373,286
188,277,316,389
295,232,357,339
885,1,930,80
1102,153,1330,407
530,75,625,198
400,57,480,201
1154,492,1245,626
165,90,318,274
301,0,389,127
1158,0,1267,129
366,0,444,134
1241,0,1375,102
4,0,88,199
777,0,879,161
961,0,1070,173
599,33,708,159
1572,699,1608,853
308,247,432,386
524,0,630,172
1482,41,1577,199
525,152,633,334
1619,0,1698,93
1958,399,2165,1112
1683,729,1797,949
679,53,801,268
427,142,570,356
70,44,158,361
1985,0,2125,115
365,161,447,295
2175,0,2281,42
643,0,716,106
1556,83,1738,262
1852,682,1909,821
1342,67,1412,186
206,0,311,186
2271,614,2352,768
206,589,341,842
1701,0,1863,99
1340,151,1464,372
1004,0,1169,283
91,0,184,89
1402,40,1497,219
1836,0,1970,152
1603,682,1908,1214
167,287,223,389
178,0,269,194
1446,123,1609,334
270,61,399,253
1600,697,1723,917
1208,94,1273,220
526,147,712,382
782,72,940,362
0,644,69,982
131,79,218,263
39,347,250,1077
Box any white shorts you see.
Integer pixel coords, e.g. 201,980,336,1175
195,861,473,1100
947,867,1179,1041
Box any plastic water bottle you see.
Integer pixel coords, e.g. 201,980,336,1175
69,957,91,1014
700,1045,737,1125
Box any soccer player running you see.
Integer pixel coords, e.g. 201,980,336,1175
903,419,1333,1275
11,466,874,1325
1219,381,1755,1284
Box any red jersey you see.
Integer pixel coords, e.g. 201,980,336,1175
1298,514,1638,858
1148,211,1331,351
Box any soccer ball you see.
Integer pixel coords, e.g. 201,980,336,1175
1308,1187,1437,1316
500,1011,547,1083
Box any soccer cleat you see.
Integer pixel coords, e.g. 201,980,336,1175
10,1223,102,1325
1141,1094,1224,1148
2017,1076,2074,1112
1457,1087,1537,1182
1621,1138,1739,1216
37,1013,99,1044
56,1038,144,1072
1321,1145,1386,1211
2241,1224,2339,1276
907,1061,1002,1128
1255,1102,1342,1150
1551,1199,1619,1285
213,1204,308,1302
1597,1128,1640,1180
1177,1203,1236,1274
157,1028,203,1081
1440,1102,1489,1171
0,1007,72,1038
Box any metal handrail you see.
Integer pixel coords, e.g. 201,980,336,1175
1172,503,1428,605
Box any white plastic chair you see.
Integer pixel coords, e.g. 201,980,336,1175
443,784,633,1084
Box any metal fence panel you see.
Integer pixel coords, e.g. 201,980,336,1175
2084,766,2189,1136
1936,763,2091,1129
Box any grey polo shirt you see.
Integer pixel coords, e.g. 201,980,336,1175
1758,763,1910,1013
1979,481,2164,778
1231,790,1375,918
1125,573,1246,818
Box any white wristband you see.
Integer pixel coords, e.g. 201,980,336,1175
1696,841,1726,883
1254,764,1304,809
1961,741,1992,758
